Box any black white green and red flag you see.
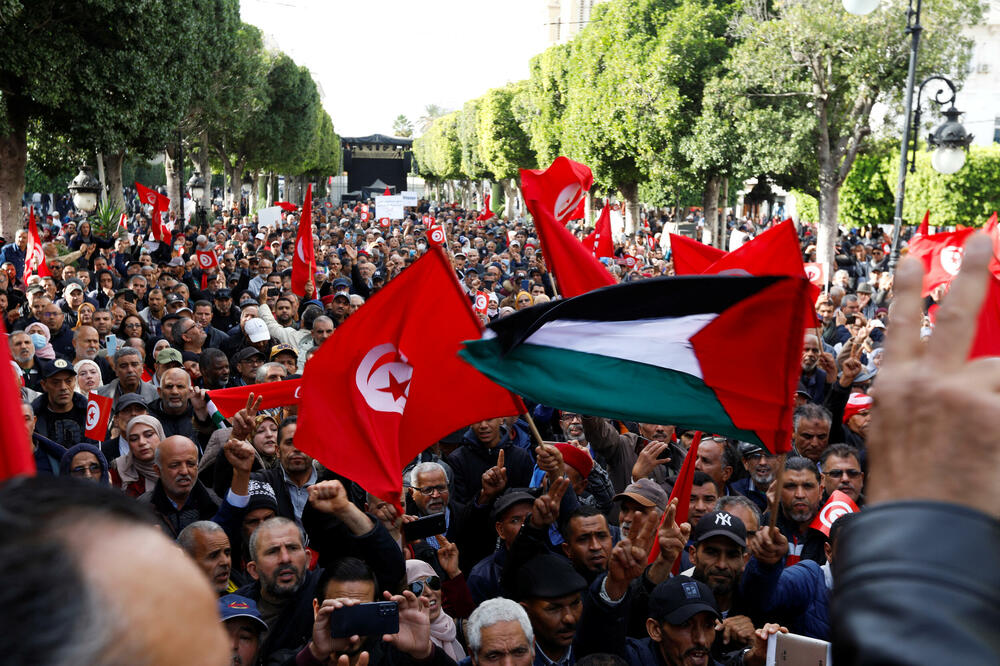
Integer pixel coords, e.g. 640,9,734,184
460,274,811,454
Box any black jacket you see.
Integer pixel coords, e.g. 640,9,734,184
138,478,241,539
832,502,1000,665
31,392,95,449
762,507,827,566
446,429,535,506
250,466,367,524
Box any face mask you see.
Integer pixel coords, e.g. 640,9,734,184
417,243,427,251
487,306,499,316
30,333,47,349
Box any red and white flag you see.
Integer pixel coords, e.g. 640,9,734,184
196,250,219,272
135,182,170,242
291,184,315,297
581,201,614,259
296,247,524,509
84,392,114,441
117,212,128,233
803,262,827,288
520,157,615,298
427,220,447,247
23,207,50,283
906,227,976,297
809,490,859,537
473,290,489,315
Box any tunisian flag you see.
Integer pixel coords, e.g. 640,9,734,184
0,316,34,480
291,184,315,297
296,246,524,508
84,392,114,441
906,227,976,296
521,157,615,298
23,207,51,282
581,202,614,259
135,182,170,242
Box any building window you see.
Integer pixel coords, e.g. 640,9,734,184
994,116,1000,144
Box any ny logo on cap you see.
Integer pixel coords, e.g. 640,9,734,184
681,582,701,599
715,513,732,527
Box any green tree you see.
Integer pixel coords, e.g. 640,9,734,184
413,111,462,200
392,115,414,138
0,0,212,236
721,0,981,269
517,43,573,167
839,140,895,228
477,83,536,218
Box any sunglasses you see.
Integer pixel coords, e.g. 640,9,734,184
408,576,441,596
825,469,862,479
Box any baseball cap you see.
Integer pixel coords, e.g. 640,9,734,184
218,594,268,632
613,478,668,512
691,511,747,547
234,347,266,364
512,553,587,601
113,393,148,413
62,281,84,297
856,282,873,294
738,441,771,459
332,277,351,291
491,488,536,521
165,293,186,305
270,343,298,360
244,318,269,343
648,576,720,625
333,291,350,302
156,348,184,368
39,358,76,379
214,288,232,299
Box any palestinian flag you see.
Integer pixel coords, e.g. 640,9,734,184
460,275,811,454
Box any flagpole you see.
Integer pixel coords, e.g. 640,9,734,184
520,406,548,451
767,454,787,530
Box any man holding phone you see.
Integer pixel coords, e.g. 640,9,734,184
297,557,454,666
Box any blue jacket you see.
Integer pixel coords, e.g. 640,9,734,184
740,557,830,640
0,242,26,280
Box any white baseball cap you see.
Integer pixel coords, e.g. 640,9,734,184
244,318,269,343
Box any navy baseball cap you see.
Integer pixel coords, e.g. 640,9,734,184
218,594,267,632
648,576,721,625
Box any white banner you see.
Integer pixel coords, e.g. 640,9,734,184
401,191,419,207
375,195,405,220
258,206,282,228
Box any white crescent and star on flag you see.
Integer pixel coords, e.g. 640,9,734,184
355,343,413,414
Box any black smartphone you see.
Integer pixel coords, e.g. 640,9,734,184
401,512,447,542
329,601,399,638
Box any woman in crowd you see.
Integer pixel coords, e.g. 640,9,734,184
110,415,164,497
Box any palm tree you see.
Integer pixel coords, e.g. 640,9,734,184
417,104,448,134
392,114,413,138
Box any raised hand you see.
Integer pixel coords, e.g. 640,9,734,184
309,480,352,516
652,499,690,574
223,438,256,475
436,534,461,579
715,615,756,646
479,448,508,504
529,475,569,529
868,234,1000,517
748,526,789,566
743,623,789,666
632,440,671,481
535,443,565,479
606,508,657,600
230,392,263,441
382,590,432,660
308,598,365,661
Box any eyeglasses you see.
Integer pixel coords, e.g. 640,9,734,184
408,576,441,596
70,463,102,477
415,484,448,496
479,647,532,664
825,469,862,479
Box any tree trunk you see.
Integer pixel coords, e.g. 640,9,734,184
620,183,640,235
0,118,27,239
702,174,721,248
250,169,261,213
817,181,839,278
163,146,181,216
96,153,108,206
584,191,593,227
718,177,730,249
104,151,126,214
195,130,212,211
503,180,517,220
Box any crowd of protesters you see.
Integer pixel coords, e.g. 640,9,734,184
0,195,996,666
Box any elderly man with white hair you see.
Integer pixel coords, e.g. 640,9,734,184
466,598,535,666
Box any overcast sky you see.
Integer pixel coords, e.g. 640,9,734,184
240,0,550,138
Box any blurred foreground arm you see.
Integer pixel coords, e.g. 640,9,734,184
832,234,1000,665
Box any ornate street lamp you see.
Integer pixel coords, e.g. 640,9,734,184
68,165,102,215
187,171,208,233
843,0,972,270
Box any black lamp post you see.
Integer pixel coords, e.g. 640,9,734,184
68,165,102,217
187,171,208,233
843,0,973,270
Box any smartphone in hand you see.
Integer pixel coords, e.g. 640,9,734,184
329,602,399,638
401,512,447,542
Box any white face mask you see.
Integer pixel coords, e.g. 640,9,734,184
417,243,427,251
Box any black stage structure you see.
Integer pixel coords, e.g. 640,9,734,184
340,134,413,203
